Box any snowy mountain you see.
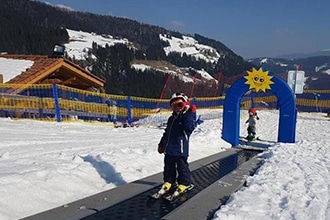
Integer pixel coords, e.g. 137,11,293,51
274,49,330,59
65,28,218,83
248,56,330,89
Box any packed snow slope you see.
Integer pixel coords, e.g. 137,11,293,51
0,110,329,220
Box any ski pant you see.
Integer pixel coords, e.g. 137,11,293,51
247,125,256,137
163,155,191,186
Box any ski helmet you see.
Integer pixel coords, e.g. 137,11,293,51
248,108,257,114
170,93,188,105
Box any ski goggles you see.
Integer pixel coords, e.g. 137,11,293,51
171,102,185,111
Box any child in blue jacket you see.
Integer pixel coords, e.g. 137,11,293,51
157,93,196,196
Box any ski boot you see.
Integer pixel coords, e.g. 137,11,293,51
165,184,194,201
149,182,172,199
158,182,172,195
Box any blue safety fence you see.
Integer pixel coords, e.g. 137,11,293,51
0,84,329,125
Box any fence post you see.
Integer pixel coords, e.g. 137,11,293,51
127,96,132,124
191,97,197,123
52,83,61,122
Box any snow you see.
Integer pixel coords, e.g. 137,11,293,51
65,29,132,60
0,58,34,82
277,62,288,67
315,64,330,75
131,63,195,83
315,64,328,73
0,110,329,220
196,68,215,81
131,64,151,72
160,34,221,64
260,58,268,64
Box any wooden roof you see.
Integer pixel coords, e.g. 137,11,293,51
0,54,105,91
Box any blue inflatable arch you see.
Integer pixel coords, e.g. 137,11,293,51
222,74,297,146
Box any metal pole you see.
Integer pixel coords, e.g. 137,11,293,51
155,73,171,109
293,69,297,99
126,96,132,124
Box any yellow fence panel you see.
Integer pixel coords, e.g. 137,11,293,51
0,84,329,124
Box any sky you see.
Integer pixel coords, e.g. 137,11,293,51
37,0,330,59
0,110,329,219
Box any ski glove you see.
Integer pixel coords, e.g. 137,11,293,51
181,102,196,114
158,145,164,154
189,104,196,113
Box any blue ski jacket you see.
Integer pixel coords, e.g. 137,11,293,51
158,107,196,157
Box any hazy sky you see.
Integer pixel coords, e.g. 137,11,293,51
39,0,330,59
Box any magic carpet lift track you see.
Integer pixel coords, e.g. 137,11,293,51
80,149,262,220
22,148,263,220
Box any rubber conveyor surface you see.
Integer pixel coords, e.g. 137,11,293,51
81,149,260,220
22,148,262,220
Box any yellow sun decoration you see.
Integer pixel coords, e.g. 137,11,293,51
244,68,274,92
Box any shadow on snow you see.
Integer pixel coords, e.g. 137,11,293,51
81,155,127,186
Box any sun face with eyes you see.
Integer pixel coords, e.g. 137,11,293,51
244,68,274,92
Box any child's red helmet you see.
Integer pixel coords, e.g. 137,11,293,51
248,108,257,114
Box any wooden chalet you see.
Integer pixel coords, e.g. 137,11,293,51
0,54,105,92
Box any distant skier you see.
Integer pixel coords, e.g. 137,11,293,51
245,108,260,141
106,99,117,123
157,92,196,198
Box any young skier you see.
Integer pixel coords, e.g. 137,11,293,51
157,93,196,198
245,107,260,141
